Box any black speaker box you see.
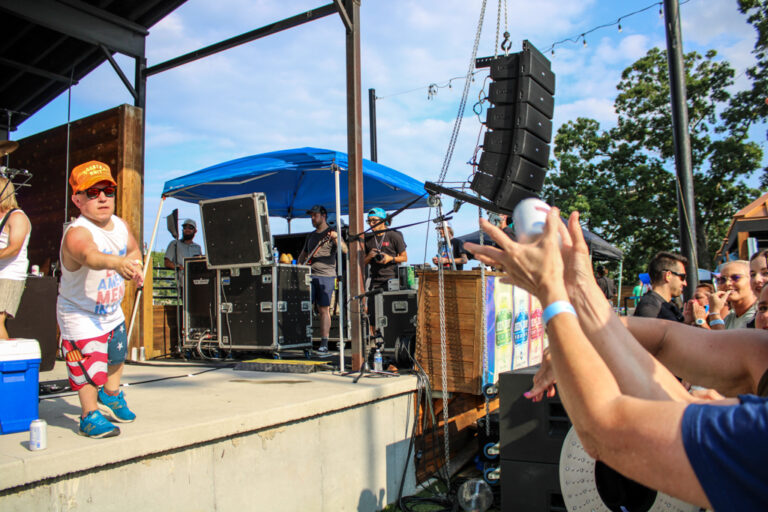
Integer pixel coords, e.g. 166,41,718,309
478,152,547,189
499,367,571,464
7,276,58,371
199,192,273,269
489,41,556,94
483,129,550,167
500,459,565,512
485,104,553,143
183,257,219,345
470,172,538,211
489,76,554,119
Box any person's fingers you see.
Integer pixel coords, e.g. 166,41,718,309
567,211,589,254
478,218,518,252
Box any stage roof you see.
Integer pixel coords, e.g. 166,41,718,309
0,0,187,133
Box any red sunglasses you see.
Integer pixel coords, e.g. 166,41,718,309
78,186,116,200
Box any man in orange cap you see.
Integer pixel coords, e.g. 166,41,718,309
57,160,144,438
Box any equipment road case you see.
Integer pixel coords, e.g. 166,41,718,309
373,289,418,366
182,257,220,348
219,264,312,351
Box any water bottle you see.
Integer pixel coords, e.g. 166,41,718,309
273,246,279,263
373,348,383,372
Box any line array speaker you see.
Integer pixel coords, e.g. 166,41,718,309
471,40,556,212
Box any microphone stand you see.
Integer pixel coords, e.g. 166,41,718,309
341,290,398,382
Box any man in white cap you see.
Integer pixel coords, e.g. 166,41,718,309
164,219,202,272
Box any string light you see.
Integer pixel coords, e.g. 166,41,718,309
376,0,694,101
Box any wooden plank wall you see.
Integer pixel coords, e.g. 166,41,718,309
9,104,152,353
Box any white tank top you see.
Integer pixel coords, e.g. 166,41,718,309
0,210,30,281
57,215,129,339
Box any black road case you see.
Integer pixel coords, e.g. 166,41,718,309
199,192,274,269
219,264,312,351
183,257,220,347
372,289,418,365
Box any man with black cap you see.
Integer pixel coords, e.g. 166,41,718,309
364,207,407,291
164,219,202,272
299,205,347,353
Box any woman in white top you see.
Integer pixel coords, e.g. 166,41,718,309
0,176,31,339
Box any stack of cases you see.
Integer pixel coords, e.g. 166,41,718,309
471,40,556,211
219,264,312,351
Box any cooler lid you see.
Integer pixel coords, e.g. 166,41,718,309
0,338,41,361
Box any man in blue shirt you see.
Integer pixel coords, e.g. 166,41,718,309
466,208,768,511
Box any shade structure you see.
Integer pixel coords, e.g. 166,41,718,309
457,224,623,262
161,147,427,219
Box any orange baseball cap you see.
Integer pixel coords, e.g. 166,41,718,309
69,161,116,193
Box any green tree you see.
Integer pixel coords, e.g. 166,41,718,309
545,47,762,282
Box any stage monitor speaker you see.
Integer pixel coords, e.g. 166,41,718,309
199,192,273,269
7,276,58,372
183,257,219,346
500,459,565,512
498,367,570,465
472,40,555,212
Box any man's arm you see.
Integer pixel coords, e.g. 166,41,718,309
467,212,714,508
621,316,768,396
62,226,141,282
164,241,179,270
0,212,29,259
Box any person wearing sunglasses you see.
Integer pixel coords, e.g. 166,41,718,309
57,161,144,438
708,260,757,330
0,176,31,339
633,251,687,322
163,219,202,273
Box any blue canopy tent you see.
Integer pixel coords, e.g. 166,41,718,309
161,147,428,220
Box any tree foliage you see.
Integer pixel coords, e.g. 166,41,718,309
544,46,762,282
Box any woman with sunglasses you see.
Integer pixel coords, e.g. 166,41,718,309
709,260,757,330
0,176,31,339
57,161,144,438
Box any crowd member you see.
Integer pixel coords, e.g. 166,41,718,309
298,205,346,353
57,161,144,438
683,283,716,329
750,249,768,297
363,208,406,292
757,282,768,332
164,218,202,272
432,225,468,270
466,209,768,510
633,251,687,321
0,177,30,339
595,265,616,304
709,260,756,330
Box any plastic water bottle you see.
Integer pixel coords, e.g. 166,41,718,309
273,247,279,263
373,348,383,372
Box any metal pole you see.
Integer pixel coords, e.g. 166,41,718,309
343,0,365,371
368,88,377,162
616,259,623,315
334,165,345,371
663,0,698,299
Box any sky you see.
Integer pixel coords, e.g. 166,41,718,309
12,0,766,265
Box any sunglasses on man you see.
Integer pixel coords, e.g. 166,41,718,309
665,269,687,280
77,185,116,200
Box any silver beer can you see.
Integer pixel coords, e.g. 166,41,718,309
29,419,47,451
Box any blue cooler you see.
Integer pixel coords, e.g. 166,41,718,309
0,339,41,434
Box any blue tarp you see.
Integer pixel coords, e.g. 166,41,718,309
161,147,427,220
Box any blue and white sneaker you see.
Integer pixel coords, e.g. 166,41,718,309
98,388,136,423
79,410,120,438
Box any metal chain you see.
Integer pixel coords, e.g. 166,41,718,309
437,0,488,185
437,204,451,480
494,0,501,58
479,206,490,437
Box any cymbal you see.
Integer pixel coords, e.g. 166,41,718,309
0,141,19,158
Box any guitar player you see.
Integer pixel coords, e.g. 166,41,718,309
298,205,347,353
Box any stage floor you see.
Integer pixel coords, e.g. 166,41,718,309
1,359,419,511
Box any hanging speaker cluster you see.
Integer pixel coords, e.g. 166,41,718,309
471,40,555,212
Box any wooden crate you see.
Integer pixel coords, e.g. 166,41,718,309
416,269,505,395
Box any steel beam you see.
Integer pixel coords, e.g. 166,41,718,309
0,0,147,58
145,3,337,77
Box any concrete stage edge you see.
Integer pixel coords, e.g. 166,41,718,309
0,361,419,511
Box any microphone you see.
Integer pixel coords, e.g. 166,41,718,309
350,288,384,301
0,166,31,177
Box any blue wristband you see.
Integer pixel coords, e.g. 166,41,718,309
709,318,724,327
542,301,577,327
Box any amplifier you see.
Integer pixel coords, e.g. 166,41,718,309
219,264,312,351
199,192,273,269
373,290,417,366
7,276,58,371
183,257,219,347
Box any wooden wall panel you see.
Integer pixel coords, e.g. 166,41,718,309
9,104,149,352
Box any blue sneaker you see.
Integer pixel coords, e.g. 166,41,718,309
79,410,120,438
98,388,136,423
